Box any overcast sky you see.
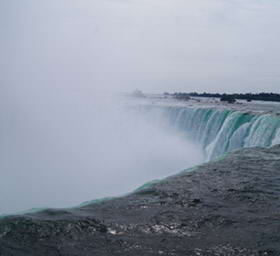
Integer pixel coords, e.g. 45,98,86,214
1,0,280,94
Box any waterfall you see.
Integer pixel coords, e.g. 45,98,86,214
135,105,280,160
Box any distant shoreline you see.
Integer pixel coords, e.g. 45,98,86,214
128,94,280,116
170,92,280,103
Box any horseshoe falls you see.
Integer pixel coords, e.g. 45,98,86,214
136,105,280,161
2,96,280,215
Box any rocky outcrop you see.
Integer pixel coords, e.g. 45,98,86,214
1,145,280,255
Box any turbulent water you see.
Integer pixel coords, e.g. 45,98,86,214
135,105,280,160
2,145,280,255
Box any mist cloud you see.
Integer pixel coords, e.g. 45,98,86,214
0,0,279,213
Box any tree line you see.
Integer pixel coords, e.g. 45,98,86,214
170,92,280,103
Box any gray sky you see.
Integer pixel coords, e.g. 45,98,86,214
1,0,280,94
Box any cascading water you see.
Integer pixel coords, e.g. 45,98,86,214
135,105,280,160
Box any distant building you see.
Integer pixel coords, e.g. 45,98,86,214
131,89,145,98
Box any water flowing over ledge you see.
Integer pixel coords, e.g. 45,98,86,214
135,104,280,160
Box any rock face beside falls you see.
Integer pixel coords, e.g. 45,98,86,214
1,146,280,256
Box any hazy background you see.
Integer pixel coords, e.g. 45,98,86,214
2,0,280,94
0,94,204,214
0,0,280,213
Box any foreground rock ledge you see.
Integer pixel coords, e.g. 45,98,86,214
1,146,280,256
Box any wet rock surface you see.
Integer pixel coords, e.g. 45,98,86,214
1,145,280,255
